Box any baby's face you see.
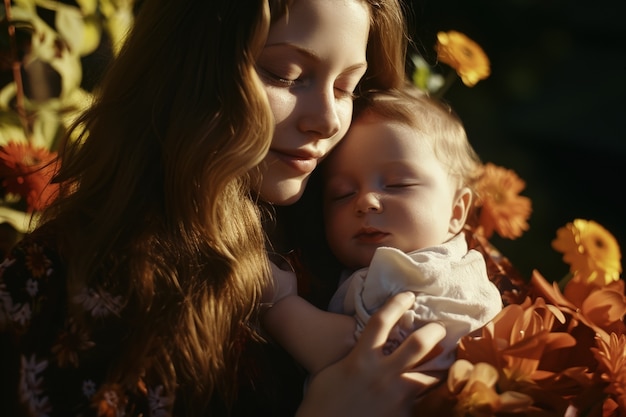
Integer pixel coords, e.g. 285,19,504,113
323,113,461,269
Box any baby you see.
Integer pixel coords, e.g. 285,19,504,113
264,86,502,378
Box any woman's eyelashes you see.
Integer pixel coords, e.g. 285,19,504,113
333,74,362,100
257,66,357,99
334,86,356,100
257,67,301,88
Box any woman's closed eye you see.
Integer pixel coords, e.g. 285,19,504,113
333,72,364,100
334,64,367,101
261,70,356,99
257,64,306,88
333,76,360,100
334,86,356,100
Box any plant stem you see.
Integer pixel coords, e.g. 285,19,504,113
433,70,458,100
3,0,31,142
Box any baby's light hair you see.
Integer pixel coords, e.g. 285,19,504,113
353,86,483,196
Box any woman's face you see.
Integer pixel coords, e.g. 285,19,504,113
255,0,370,205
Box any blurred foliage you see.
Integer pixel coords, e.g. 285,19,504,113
0,0,135,243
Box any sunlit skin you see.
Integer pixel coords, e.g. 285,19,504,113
255,0,369,205
323,112,471,270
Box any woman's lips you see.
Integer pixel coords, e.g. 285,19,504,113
272,149,318,174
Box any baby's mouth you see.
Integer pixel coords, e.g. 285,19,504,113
354,228,389,243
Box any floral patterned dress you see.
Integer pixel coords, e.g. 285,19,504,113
0,229,305,417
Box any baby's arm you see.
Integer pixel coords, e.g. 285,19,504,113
263,263,357,375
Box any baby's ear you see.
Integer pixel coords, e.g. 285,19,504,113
449,187,472,234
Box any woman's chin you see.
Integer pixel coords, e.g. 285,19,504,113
260,177,308,206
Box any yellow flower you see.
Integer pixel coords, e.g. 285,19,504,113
435,30,491,87
552,219,622,286
474,163,532,239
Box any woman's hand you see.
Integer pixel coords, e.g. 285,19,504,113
296,292,446,417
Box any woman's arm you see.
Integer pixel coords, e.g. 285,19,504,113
296,292,446,417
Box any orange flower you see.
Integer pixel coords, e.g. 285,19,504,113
435,30,491,87
529,270,625,370
457,297,596,414
579,280,625,328
591,333,626,416
530,270,625,332
552,219,622,286
458,298,576,382
564,276,626,336
0,141,59,211
474,163,532,239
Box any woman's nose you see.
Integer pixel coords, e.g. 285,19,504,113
355,192,382,215
298,88,341,139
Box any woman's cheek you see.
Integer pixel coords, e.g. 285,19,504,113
330,100,355,147
264,86,293,126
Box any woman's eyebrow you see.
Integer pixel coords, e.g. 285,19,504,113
263,43,367,72
263,42,321,60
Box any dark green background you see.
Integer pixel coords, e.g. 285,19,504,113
407,0,625,281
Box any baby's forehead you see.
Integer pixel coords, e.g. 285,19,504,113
325,130,431,173
353,108,431,143
350,111,430,147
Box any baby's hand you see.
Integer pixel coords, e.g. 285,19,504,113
267,261,298,303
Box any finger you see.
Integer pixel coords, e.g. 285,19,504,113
358,291,417,349
413,335,444,367
387,322,446,371
401,371,443,397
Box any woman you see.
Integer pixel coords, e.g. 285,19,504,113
0,0,445,416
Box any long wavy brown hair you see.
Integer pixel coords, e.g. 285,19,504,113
42,0,276,412
39,0,410,412
360,0,410,91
